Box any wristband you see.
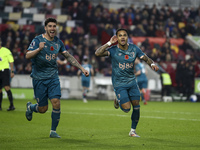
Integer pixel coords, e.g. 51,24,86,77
11,71,14,73
106,41,112,46
151,63,155,67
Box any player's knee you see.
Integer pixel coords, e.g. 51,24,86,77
38,106,48,113
123,108,131,113
51,99,60,109
120,105,131,113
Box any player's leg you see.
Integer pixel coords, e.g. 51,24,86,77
4,85,15,111
138,81,147,105
26,79,48,121
115,87,131,113
0,76,3,110
129,82,141,137
50,98,61,138
0,88,2,110
2,69,15,111
82,79,90,103
48,77,61,138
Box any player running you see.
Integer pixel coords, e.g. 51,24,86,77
25,18,89,138
95,28,158,137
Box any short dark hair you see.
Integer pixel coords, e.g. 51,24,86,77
116,28,128,36
44,18,57,26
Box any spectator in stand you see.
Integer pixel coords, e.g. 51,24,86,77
59,26,69,42
155,25,166,37
146,25,155,37
132,24,146,37
179,39,194,53
185,19,196,35
195,23,200,35
133,14,142,26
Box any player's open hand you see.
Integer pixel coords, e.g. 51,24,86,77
83,70,89,77
151,64,159,71
110,35,118,44
39,42,46,51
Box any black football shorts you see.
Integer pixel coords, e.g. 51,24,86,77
0,69,10,88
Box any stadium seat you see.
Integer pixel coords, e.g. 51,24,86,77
52,8,61,15
4,6,13,13
22,13,33,20
23,25,35,33
9,12,21,21
6,0,21,7
46,14,57,19
57,15,68,23
34,2,44,9
24,7,38,14
0,12,9,20
33,13,45,22
22,1,31,8
17,18,28,25
39,0,47,2
66,20,75,27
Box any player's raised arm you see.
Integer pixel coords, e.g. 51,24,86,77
26,42,46,59
140,54,159,71
62,51,89,77
95,35,118,57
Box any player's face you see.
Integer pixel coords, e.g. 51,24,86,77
117,30,128,46
45,22,57,38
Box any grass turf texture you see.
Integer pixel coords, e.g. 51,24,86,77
0,99,200,150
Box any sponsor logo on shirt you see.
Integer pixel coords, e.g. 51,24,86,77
119,62,133,70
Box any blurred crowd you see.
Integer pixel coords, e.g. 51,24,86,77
0,0,200,88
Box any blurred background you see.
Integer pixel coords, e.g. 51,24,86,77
0,0,200,102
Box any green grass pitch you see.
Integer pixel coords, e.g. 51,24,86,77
0,99,200,150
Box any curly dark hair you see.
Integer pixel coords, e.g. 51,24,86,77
44,17,57,26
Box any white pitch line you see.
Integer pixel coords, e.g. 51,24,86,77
13,108,200,121
63,111,200,122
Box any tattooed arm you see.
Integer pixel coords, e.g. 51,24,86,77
95,44,110,57
62,51,89,77
140,54,159,71
95,35,118,57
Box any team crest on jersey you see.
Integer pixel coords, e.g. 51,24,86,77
118,53,122,56
130,52,135,57
55,44,58,49
50,46,54,51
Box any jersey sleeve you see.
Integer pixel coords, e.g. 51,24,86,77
7,50,14,63
59,40,67,53
107,46,115,58
27,38,40,51
136,46,144,58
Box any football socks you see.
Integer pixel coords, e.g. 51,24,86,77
6,90,13,107
51,108,61,131
0,92,2,108
30,104,38,112
131,105,140,129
